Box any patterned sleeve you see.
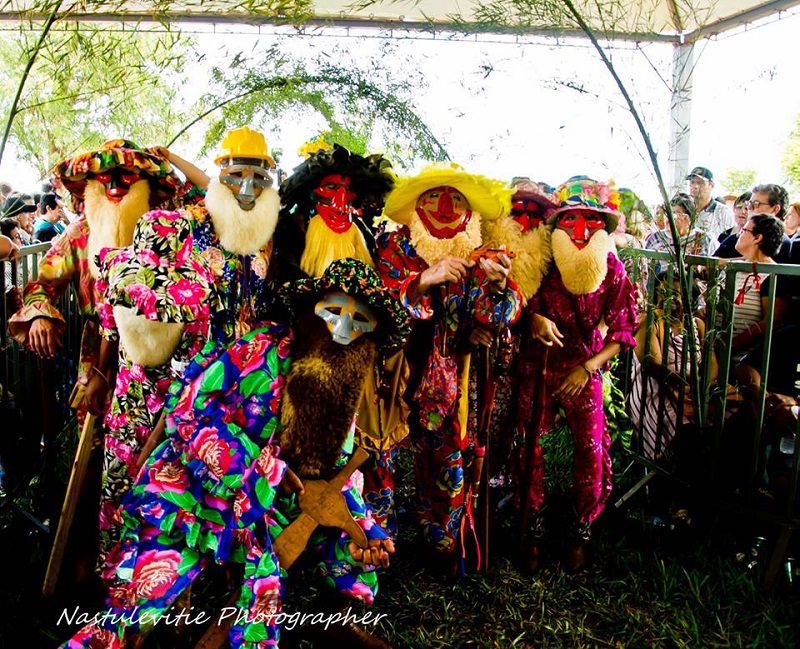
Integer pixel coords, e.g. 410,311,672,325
343,470,389,542
7,218,91,343
602,253,638,349
376,228,433,320
470,270,523,328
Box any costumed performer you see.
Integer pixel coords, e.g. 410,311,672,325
517,176,637,572
60,258,409,649
376,163,522,578
277,139,408,539
91,209,218,575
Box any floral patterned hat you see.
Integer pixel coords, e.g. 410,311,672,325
98,209,217,324
383,162,513,225
547,175,621,233
54,139,182,206
278,258,410,350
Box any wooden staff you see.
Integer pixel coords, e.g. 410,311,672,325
41,409,95,599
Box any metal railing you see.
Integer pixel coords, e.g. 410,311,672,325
620,246,800,587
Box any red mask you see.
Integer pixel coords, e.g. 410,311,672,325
313,174,358,233
415,186,472,239
556,209,606,249
92,168,143,203
510,192,545,233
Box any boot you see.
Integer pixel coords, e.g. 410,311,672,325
520,511,546,574
563,521,591,573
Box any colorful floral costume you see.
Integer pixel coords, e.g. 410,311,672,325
517,253,637,529
93,209,216,572
183,204,278,343
377,226,521,552
62,321,388,649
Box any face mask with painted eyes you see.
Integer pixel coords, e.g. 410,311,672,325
219,163,273,211
510,192,545,233
556,209,607,249
313,174,358,233
415,186,472,239
314,291,377,345
91,168,143,203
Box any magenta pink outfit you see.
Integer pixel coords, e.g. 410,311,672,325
517,252,637,527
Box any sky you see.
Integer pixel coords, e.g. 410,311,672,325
1,9,799,208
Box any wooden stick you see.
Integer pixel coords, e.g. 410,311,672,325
41,411,96,599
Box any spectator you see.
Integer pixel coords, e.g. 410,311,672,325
685,166,734,243
1,194,36,239
630,274,717,460
645,192,712,275
725,213,787,365
0,217,24,287
32,193,65,243
785,201,800,241
0,181,12,204
713,191,751,258
748,183,791,262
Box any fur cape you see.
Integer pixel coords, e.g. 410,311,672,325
278,314,376,478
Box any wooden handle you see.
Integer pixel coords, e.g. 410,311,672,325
41,413,96,599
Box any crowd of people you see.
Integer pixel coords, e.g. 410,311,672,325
0,137,797,648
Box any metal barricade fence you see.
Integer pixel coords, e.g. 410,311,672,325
619,247,800,587
1,243,81,514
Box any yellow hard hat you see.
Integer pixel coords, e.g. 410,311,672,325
214,126,275,167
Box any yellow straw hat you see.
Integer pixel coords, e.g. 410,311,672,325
383,162,512,226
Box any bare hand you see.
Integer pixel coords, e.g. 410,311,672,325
530,313,564,347
280,467,304,496
27,317,62,358
469,326,494,347
552,365,591,400
479,250,512,292
84,371,110,417
150,146,171,161
349,538,395,568
419,256,473,289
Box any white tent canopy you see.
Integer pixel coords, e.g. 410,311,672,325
2,0,799,42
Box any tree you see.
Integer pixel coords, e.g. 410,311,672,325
782,115,800,195
0,25,193,178
169,40,448,169
719,168,756,196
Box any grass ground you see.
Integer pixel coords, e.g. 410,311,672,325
2,429,799,648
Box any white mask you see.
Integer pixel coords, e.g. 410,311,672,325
314,290,377,345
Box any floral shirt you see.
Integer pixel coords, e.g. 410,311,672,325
182,204,279,344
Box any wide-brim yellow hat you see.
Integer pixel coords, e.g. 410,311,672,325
383,162,512,225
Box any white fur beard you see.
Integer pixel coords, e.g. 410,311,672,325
483,217,551,302
408,212,482,265
551,229,612,295
205,177,280,256
114,306,184,367
300,215,375,278
84,179,151,279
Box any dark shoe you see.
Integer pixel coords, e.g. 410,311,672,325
443,552,462,580
521,539,543,573
563,539,588,572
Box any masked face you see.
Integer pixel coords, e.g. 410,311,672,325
510,193,545,233
219,163,273,211
313,174,358,233
314,290,377,346
91,168,143,203
556,209,607,249
415,186,472,239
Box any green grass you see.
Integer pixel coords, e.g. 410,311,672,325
3,424,799,648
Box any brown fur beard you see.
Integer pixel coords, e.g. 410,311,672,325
279,313,376,478
84,179,151,279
